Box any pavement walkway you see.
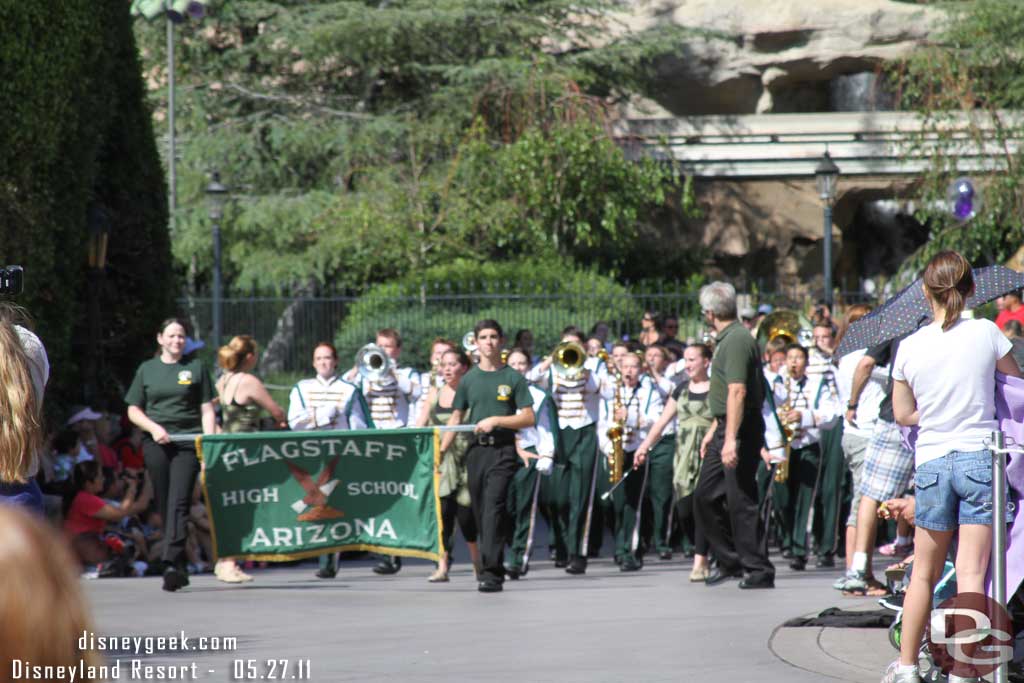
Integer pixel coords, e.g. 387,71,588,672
85,551,896,682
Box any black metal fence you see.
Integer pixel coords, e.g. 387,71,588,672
179,283,863,374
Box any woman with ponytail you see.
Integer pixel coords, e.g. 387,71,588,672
882,251,1022,683
0,303,48,512
125,318,216,592
213,335,286,583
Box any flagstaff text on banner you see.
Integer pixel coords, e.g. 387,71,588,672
199,428,442,562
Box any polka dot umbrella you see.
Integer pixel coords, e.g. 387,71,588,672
834,265,1024,359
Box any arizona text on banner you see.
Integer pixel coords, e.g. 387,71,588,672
198,428,443,562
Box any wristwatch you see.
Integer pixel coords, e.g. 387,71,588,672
846,402,857,410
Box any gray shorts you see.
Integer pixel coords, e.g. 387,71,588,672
841,431,869,527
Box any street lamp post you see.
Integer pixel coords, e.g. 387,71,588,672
86,204,111,405
815,151,840,310
206,171,228,349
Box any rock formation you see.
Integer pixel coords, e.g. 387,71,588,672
616,0,942,116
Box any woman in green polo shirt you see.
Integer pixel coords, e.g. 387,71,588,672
125,318,216,592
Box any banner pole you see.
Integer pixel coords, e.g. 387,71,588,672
991,430,1008,683
433,428,445,562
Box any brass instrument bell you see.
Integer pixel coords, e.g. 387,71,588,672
552,341,586,380
356,343,393,382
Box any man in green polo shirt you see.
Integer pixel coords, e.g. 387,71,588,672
696,281,775,589
440,319,535,593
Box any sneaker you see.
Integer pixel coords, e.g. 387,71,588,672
880,661,920,683
879,593,905,612
835,570,868,593
315,568,336,579
878,541,913,558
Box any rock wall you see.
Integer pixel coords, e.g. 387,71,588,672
615,1,943,294
616,0,941,116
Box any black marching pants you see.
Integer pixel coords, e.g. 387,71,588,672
143,438,199,569
694,421,774,579
466,442,518,584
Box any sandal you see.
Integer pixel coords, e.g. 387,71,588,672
689,566,709,582
427,567,449,583
842,577,888,597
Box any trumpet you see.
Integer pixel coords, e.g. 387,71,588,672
356,343,393,382
552,341,586,380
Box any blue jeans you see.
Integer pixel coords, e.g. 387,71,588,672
914,450,1010,531
0,479,44,514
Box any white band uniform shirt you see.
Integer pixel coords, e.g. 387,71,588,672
287,375,372,431
518,384,557,457
357,366,422,429
410,369,446,426
598,382,665,455
892,318,1012,468
807,347,833,378
526,357,611,430
770,372,841,450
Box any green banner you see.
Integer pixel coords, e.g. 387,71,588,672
199,428,442,562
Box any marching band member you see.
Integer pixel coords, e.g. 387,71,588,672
411,338,455,426
600,352,663,571
638,344,677,559
807,320,836,379
345,328,422,576
287,342,373,579
643,344,677,399
526,327,612,575
505,348,558,579
440,319,535,593
636,343,713,576
805,319,845,568
771,343,840,571
346,328,422,431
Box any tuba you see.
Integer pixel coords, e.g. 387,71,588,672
756,309,815,352
462,331,477,355
356,343,392,382
552,341,586,380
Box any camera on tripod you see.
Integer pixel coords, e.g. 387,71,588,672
0,266,24,295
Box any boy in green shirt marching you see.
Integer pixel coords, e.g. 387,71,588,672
441,319,535,593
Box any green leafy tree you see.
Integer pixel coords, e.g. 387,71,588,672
133,0,696,294
894,0,1024,276
0,3,173,411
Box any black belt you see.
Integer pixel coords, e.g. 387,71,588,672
474,433,515,447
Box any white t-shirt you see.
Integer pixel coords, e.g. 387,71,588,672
893,318,1012,467
836,348,885,439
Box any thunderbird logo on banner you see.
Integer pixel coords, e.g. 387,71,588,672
286,457,345,522
198,429,443,562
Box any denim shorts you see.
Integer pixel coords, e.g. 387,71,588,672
913,449,1011,531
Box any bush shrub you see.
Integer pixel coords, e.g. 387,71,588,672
335,259,642,369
